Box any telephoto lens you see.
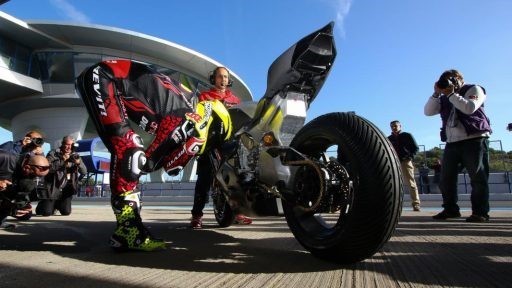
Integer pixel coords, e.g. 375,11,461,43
31,138,44,147
70,153,80,160
437,78,451,89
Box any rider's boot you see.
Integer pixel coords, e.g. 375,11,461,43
109,191,166,251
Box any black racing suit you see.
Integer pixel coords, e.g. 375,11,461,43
75,60,201,196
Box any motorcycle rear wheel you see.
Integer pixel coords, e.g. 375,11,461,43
284,112,403,264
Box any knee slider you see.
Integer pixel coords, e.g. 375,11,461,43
121,148,149,181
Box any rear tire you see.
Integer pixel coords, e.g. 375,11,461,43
284,112,403,264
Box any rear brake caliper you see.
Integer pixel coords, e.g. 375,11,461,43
322,159,351,213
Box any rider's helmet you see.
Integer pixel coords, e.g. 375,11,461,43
188,100,233,155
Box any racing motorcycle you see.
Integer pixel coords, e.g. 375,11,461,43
207,22,403,264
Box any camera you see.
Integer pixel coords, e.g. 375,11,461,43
30,137,44,147
437,77,456,89
8,176,47,206
70,153,80,160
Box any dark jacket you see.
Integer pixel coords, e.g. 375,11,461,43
0,140,23,155
388,131,419,161
0,150,17,180
40,149,87,200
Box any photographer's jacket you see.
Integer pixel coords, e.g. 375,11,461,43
424,84,491,143
43,149,87,199
0,140,23,155
0,150,17,180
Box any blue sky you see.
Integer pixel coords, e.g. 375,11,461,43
1,0,512,152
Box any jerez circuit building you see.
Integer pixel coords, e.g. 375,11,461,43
0,10,251,180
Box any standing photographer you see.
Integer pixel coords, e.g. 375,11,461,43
424,69,492,222
35,136,87,216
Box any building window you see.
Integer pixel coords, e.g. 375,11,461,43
0,38,15,69
0,36,33,75
73,53,102,78
35,52,75,83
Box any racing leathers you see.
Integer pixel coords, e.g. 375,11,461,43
75,60,206,251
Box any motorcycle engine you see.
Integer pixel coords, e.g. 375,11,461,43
237,133,256,169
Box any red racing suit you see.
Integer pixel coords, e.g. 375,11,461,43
75,60,203,195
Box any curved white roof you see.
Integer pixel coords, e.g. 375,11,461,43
27,21,252,101
0,12,252,130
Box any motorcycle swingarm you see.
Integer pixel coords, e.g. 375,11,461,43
263,146,326,205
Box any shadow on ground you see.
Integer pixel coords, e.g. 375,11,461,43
0,211,511,287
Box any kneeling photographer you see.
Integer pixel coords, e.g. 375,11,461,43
1,132,47,224
1,153,50,227
35,136,87,216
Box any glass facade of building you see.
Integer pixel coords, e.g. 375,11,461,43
0,35,38,77
36,51,209,99
0,33,209,99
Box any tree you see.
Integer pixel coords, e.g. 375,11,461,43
413,147,512,173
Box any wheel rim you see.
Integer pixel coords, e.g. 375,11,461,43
290,140,355,239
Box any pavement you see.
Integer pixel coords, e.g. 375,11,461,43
0,196,511,288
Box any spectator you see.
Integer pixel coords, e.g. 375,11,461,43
76,60,234,251
424,69,492,222
190,67,252,229
418,163,431,194
85,186,94,197
35,136,87,216
388,120,421,211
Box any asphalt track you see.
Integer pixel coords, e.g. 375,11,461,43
0,199,511,288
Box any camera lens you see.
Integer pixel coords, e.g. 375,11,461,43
71,153,80,160
31,138,44,146
437,78,450,89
